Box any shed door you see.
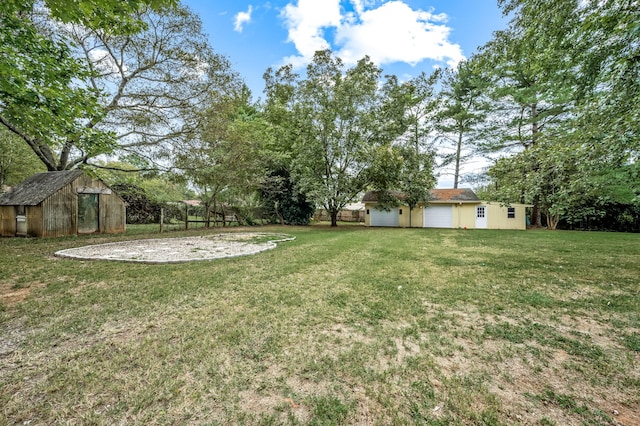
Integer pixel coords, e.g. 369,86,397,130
475,205,488,229
78,193,99,233
370,208,399,227
423,205,453,228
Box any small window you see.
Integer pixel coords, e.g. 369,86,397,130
399,209,403,215
366,209,370,215
476,207,485,218
507,207,515,219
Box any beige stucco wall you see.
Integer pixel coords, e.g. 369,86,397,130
364,204,371,226
486,203,528,230
398,206,422,227
454,204,479,228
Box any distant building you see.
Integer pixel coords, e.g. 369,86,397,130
363,189,530,230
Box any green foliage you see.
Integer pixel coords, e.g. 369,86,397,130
0,127,45,188
1,0,234,173
90,161,194,204
264,50,433,226
176,86,266,222
62,4,237,167
396,145,436,213
435,60,489,188
111,183,159,224
3,0,177,34
477,0,639,230
259,167,315,225
0,7,115,170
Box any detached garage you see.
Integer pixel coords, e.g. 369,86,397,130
0,170,126,237
423,188,481,229
363,189,530,230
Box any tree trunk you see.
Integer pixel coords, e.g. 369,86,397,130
204,201,211,228
330,209,338,227
529,194,542,227
454,126,463,189
546,210,559,230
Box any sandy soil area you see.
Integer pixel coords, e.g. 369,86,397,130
54,232,295,264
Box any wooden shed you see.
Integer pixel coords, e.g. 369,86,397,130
0,170,126,237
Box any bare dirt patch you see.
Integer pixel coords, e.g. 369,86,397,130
0,279,46,306
54,232,295,263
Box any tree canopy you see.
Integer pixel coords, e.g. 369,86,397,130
1,0,238,172
263,50,436,226
474,0,639,229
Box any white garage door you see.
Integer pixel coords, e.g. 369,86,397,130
370,208,399,227
423,205,453,228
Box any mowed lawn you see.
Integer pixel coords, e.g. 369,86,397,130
0,226,638,425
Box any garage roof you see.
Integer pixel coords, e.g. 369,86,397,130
362,188,480,203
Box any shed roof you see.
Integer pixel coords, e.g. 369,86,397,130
362,188,480,203
0,170,84,206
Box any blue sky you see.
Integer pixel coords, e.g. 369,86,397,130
181,0,508,187
183,0,508,100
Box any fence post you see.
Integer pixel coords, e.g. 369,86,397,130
185,203,189,230
160,208,164,233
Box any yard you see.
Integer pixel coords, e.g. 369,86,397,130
0,226,638,425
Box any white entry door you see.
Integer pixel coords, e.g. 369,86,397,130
423,206,453,228
475,205,488,229
370,208,399,227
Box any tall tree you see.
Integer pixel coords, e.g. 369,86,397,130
476,0,579,225
260,64,316,224
397,145,436,227
176,86,266,226
435,59,488,188
479,0,639,229
387,73,439,224
0,0,177,171
265,50,412,226
485,139,599,230
42,4,237,170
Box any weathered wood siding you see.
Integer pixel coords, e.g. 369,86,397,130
0,206,16,236
99,192,126,234
1,173,126,237
40,184,76,237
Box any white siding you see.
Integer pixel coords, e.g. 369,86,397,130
423,205,453,228
370,208,399,227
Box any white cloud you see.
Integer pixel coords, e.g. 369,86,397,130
280,0,342,67
234,5,253,32
279,0,465,69
88,48,124,76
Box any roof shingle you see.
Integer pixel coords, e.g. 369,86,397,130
362,188,480,203
0,170,83,206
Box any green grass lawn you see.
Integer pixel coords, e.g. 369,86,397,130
1,226,638,425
